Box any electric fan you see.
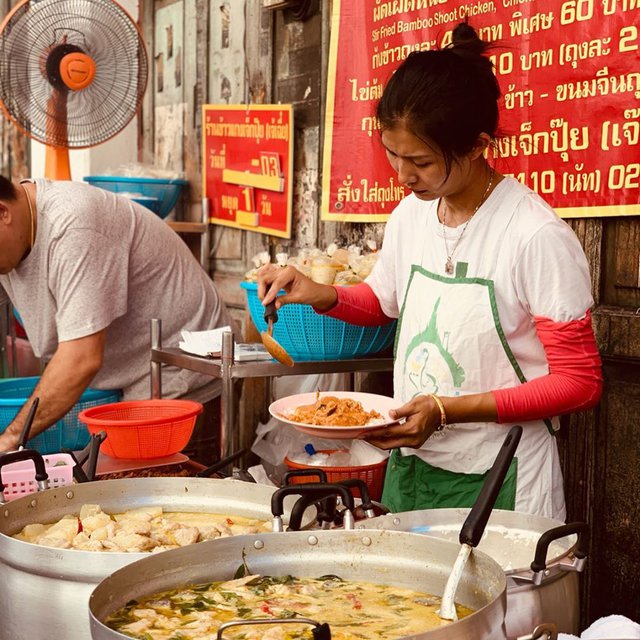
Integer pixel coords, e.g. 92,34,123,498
0,0,148,180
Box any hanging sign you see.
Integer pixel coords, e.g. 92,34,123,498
203,104,293,238
321,0,640,222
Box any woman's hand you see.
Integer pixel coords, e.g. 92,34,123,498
257,264,337,311
363,394,441,450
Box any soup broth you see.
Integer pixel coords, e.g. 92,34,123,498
106,573,474,639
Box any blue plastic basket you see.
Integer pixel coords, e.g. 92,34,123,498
83,176,188,219
0,378,121,455
241,282,396,360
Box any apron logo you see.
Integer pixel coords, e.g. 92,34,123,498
404,297,465,397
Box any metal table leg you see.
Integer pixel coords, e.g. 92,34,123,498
150,318,163,399
220,331,236,459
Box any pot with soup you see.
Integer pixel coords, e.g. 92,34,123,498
0,477,311,640
90,529,508,640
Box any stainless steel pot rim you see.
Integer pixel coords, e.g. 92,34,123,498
357,508,579,574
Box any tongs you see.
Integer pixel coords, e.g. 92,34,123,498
16,397,39,451
195,448,247,478
62,430,107,483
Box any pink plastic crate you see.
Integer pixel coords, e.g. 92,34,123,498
0,453,75,501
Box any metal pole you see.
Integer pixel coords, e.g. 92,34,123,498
150,318,162,399
0,301,8,378
263,376,273,423
8,305,17,377
220,330,236,459
201,198,210,273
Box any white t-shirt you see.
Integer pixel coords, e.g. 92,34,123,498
0,179,235,401
368,176,594,384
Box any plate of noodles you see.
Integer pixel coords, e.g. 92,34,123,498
269,391,400,438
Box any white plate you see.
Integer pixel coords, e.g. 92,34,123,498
269,391,400,439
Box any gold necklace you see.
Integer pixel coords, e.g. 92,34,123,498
442,167,495,275
21,182,35,249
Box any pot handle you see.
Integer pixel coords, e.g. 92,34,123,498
281,468,329,485
287,493,337,532
272,483,355,532
0,449,49,501
335,478,375,518
516,623,558,640
530,521,589,581
217,618,331,639
459,425,522,547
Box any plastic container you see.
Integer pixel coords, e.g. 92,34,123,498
0,453,75,501
83,176,188,219
241,281,396,360
78,399,203,459
130,196,162,215
284,449,388,501
0,378,121,455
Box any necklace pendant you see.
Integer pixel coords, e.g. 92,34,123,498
445,258,454,275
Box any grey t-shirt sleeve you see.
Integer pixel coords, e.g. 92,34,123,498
49,228,129,341
0,284,8,308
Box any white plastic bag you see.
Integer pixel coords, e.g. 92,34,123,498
251,373,352,475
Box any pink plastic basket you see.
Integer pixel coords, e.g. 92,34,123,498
0,453,75,501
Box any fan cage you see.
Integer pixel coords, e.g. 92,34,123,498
0,0,148,148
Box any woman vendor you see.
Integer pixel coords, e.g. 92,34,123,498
258,22,602,520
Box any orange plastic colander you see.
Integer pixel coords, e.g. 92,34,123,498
78,399,202,459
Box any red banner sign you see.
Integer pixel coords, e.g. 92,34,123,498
321,0,640,222
203,104,293,238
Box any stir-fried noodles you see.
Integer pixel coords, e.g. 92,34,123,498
283,392,382,427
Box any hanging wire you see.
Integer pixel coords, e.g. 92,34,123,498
0,0,148,148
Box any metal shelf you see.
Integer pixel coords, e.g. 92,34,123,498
149,320,393,461
151,347,393,379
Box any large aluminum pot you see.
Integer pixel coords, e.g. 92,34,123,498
90,529,508,640
357,509,587,638
0,477,309,640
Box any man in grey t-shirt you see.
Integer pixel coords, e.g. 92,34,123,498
0,175,236,455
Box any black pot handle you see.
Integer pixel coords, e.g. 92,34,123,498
0,449,49,495
335,478,374,514
459,425,522,547
287,493,337,532
281,468,328,485
272,483,355,517
217,618,330,639
531,522,589,573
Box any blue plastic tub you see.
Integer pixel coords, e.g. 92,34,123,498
83,176,188,218
0,378,121,454
241,281,396,361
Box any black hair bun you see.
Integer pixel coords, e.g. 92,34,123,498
450,21,490,56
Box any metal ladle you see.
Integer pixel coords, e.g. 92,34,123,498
261,300,294,367
439,424,523,621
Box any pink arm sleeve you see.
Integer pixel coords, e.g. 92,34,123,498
315,283,394,326
492,312,602,423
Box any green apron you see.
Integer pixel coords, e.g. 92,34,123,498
382,448,517,512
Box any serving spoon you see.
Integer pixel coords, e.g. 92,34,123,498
439,424,523,621
261,300,294,367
